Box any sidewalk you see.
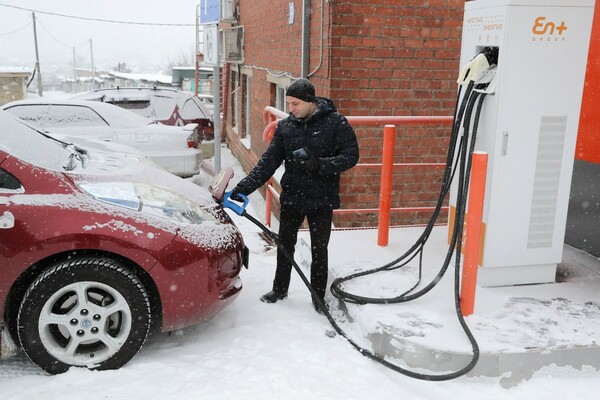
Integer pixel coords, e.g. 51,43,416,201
211,151,600,387
295,225,600,387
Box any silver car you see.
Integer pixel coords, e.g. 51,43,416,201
1,100,202,177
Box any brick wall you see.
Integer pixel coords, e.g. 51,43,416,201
230,0,464,227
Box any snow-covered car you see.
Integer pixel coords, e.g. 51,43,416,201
197,93,214,117
0,110,246,374
70,88,215,141
50,133,158,167
1,99,202,177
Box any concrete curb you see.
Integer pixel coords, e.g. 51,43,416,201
367,327,600,386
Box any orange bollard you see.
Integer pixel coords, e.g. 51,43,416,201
377,125,396,246
460,151,488,316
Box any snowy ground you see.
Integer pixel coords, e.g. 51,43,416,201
1,145,600,399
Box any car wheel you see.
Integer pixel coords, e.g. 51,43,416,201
17,257,152,374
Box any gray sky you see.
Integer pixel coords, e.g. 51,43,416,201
0,0,200,73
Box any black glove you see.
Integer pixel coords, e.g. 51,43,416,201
294,149,320,172
230,184,250,202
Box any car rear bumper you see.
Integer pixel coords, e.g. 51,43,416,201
146,149,202,177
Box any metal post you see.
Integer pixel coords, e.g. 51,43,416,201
72,47,78,92
89,39,96,90
301,0,311,77
31,12,43,97
195,5,200,96
377,125,395,246
213,62,221,172
460,151,488,316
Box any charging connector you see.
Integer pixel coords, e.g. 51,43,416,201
457,47,499,86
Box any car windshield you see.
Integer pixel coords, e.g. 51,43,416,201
0,111,79,170
97,92,177,120
149,95,179,120
105,95,154,117
181,97,208,119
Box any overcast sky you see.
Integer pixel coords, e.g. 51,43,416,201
0,0,201,73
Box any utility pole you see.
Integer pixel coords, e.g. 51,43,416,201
89,39,96,90
72,47,78,92
32,12,43,97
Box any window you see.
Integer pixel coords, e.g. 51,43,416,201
4,105,49,129
45,105,109,128
0,168,22,191
107,98,152,114
231,69,241,131
242,73,251,138
275,85,286,112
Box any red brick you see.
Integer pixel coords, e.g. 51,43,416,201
231,0,463,227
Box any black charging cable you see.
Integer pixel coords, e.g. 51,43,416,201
222,80,490,381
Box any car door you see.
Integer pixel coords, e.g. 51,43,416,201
0,163,22,237
0,157,28,297
45,104,117,142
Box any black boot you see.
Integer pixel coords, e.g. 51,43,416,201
312,298,327,315
260,290,288,303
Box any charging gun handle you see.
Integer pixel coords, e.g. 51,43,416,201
223,191,249,216
457,47,499,86
457,53,490,86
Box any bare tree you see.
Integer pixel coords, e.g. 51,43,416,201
164,46,195,72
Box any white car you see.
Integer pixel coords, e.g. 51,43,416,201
50,133,158,167
1,100,202,177
70,88,215,140
196,94,214,116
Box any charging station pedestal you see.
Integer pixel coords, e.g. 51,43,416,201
452,0,595,287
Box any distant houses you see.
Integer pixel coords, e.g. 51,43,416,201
0,64,214,99
0,67,32,105
62,66,214,94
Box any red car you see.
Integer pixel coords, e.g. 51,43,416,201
0,111,245,374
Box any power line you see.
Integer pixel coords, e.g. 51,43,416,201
36,17,88,49
0,3,195,26
0,20,31,36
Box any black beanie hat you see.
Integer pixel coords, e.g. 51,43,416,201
286,78,316,103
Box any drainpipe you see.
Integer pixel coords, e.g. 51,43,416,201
301,0,311,77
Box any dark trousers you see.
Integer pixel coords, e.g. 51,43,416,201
273,207,333,301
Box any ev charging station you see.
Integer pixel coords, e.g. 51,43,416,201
452,0,595,287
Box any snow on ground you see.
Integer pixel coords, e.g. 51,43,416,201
1,144,600,399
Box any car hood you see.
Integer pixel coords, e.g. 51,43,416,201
67,148,215,210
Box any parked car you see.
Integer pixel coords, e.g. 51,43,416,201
71,88,215,140
0,110,246,374
50,132,158,167
197,93,215,117
1,99,202,177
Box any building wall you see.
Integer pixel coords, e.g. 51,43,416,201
0,73,30,106
227,0,465,227
566,1,600,257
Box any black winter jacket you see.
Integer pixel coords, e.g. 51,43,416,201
237,97,359,212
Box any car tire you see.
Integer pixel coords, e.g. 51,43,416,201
17,256,152,374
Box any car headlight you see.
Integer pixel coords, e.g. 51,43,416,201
79,182,218,224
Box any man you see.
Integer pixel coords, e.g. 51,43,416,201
231,78,359,312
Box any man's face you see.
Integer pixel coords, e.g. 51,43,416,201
286,96,313,119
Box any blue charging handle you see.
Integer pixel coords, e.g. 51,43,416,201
222,191,249,215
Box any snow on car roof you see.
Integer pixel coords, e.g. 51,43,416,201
72,88,211,120
2,99,154,129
